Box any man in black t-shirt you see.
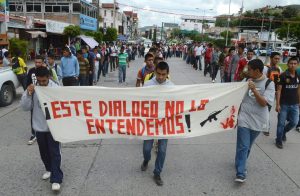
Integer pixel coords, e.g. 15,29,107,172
26,55,47,145
275,57,300,149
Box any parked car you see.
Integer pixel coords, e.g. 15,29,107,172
275,46,297,57
0,67,20,107
258,48,267,56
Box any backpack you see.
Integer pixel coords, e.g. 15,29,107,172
267,66,281,84
12,57,21,74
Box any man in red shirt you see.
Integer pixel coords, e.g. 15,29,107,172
234,49,255,81
204,43,213,77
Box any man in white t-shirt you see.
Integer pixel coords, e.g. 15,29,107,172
194,43,204,70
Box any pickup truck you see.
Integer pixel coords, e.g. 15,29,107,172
0,67,20,106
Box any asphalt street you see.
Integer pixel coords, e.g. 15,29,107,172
0,56,299,196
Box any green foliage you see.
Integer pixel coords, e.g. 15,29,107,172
282,7,298,18
9,38,28,60
84,31,103,43
152,29,157,42
276,23,300,42
212,39,226,48
220,31,233,40
170,28,181,39
63,25,81,38
103,27,118,42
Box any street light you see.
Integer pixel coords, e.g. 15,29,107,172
265,16,274,64
196,8,213,42
225,0,232,46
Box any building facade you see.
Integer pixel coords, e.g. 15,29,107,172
180,16,215,33
9,0,98,31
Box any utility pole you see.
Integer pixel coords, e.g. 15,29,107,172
225,0,232,46
160,22,163,41
286,23,290,43
113,0,116,29
265,16,274,64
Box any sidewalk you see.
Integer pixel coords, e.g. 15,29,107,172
0,57,299,196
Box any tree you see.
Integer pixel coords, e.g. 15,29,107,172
152,28,157,42
282,7,298,18
170,28,181,39
103,27,118,42
276,19,300,42
9,38,28,60
85,31,103,43
63,25,81,44
220,31,234,40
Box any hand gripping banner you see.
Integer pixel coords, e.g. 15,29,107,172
35,83,248,143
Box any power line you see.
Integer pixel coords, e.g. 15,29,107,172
117,2,300,24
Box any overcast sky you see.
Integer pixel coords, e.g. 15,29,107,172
100,0,300,27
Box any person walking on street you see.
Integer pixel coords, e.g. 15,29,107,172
26,55,47,145
275,57,300,149
21,66,63,192
141,61,174,186
60,47,79,86
235,59,275,183
11,51,27,90
77,50,91,86
136,53,155,87
117,46,129,84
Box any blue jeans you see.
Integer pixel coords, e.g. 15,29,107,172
276,104,299,142
143,139,168,175
103,61,109,75
235,126,260,178
118,65,126,83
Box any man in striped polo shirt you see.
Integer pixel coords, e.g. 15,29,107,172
117,46,129,84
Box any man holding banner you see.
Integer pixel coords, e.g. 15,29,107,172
21,67,63,191
141,61,174,186
235,59,275,183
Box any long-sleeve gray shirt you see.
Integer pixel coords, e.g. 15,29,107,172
20,80,58,132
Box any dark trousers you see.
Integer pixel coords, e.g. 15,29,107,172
17,74,27,91
36,132,63,183
97,63,104,80
211,63,219,80
62,76,78,86
110,56,117,71
30,110,35,137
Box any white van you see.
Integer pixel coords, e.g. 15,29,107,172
276,46,297,57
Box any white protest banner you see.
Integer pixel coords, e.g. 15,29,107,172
35,83,248,143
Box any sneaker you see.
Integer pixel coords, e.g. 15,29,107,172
141,161,148,171
28,135,36,145
263,132,270,136
52,183,60,191
212,80,215,83
42,171,51,180
153,174,163,186
235,176,246,183
296,127,300,132
276,141,283,149
282,135,287,142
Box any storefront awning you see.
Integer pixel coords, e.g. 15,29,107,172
26,31,47,38
79,35,99,49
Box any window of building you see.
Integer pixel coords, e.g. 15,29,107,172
45,3,69,13
104,10,107,16
73,3,81,12
9,2,23,12
104,22,106,28
26,2,41,12
111,23,113,27
111,10,113,17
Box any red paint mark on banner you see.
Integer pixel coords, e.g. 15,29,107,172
220,106,237,129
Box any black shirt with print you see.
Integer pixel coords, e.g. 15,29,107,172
279,71,300,105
